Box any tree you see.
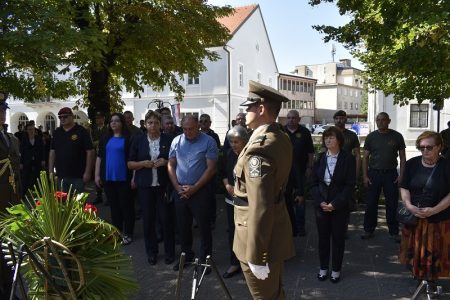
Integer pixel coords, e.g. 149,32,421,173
0,1,232,119
310,0,449,106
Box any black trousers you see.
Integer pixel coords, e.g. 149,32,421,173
157,187,175,259
225,200,239,266
21,163,42,197
138,186,161,258
104,181,134,236
315,207,349,272
174,186,212,261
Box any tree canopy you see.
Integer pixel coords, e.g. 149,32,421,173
310,0,449,106
0,0,232,118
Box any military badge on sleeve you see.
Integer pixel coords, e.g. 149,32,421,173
249,156,262,178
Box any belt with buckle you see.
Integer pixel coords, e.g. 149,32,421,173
233,196,248,207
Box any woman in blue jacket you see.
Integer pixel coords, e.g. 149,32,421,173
128,110,175,265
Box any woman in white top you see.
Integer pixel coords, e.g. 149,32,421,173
128,110,175,265
310,126,356,283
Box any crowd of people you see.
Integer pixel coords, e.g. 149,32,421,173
1,81,450,298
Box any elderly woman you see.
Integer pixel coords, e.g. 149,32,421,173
399,131,450,282
310,126,355,283
221,125,249,279
128,110,175,265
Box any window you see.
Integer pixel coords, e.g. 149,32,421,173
350,103,353,110
180,112,199,120
296,81,299,92
355,103,359,110
283,79,287,90
337,102,342,109
187,76,199,85
344,102,348,109
238,64,244,87
410,104,429,128
300,82,304,92
288,80,291,91
45,114,56,133
18,114,29,128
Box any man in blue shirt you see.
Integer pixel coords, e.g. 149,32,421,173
168,115,218,271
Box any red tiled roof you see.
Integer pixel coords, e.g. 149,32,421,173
217,4,258,35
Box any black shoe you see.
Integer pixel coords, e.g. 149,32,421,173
330,275,340,283
361,232,374,240
148,256,157,265
222,268,242,279
317,273,328,281
165,257,175,265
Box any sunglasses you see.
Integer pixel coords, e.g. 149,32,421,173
418,145,435,152
58,115,71,119
199,120,210,123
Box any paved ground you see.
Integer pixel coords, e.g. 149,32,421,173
90,187,450,300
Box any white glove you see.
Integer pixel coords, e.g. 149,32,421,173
248,262,270,280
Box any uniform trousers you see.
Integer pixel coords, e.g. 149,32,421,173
225,201,239,266
240,261,285,300
315,208,348,272
363,169,399,235
173,185,212,261
104,181,134,236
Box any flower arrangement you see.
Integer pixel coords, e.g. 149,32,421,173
0,172,138,299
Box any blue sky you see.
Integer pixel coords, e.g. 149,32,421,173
208,0,363,73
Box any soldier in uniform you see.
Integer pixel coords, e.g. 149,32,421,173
0,92,21,298
233,81,295,299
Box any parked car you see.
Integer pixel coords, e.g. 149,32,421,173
313,124,334,134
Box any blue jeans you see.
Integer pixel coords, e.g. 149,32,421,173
363,169,399,235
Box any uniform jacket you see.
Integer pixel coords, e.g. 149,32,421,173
0,132,21,212
233,123,295,265
310,150,356,211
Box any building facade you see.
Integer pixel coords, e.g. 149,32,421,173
278,73,316,126
293,59,365,124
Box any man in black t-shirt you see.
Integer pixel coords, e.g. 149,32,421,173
333,110,360,211
284,110,314,236
48,107,95,193
361,112,406,242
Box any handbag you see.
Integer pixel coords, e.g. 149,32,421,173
397,204,417,227
397,162,438,227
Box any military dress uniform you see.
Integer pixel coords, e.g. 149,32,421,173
233,122,295,299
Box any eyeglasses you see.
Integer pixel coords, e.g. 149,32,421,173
199,120,210,123
58,115,71,119
418,145,435,152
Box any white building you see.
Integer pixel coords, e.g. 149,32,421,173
123,4,278,142
6,4,278,143
368,91,449,156
293,59,365,124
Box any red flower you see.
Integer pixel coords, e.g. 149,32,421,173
35,200,41,206
84,203,98,214
54,191,68,202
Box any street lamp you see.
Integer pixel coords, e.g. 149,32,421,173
147,99,171,111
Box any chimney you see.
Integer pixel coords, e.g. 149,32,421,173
339,59,351,67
